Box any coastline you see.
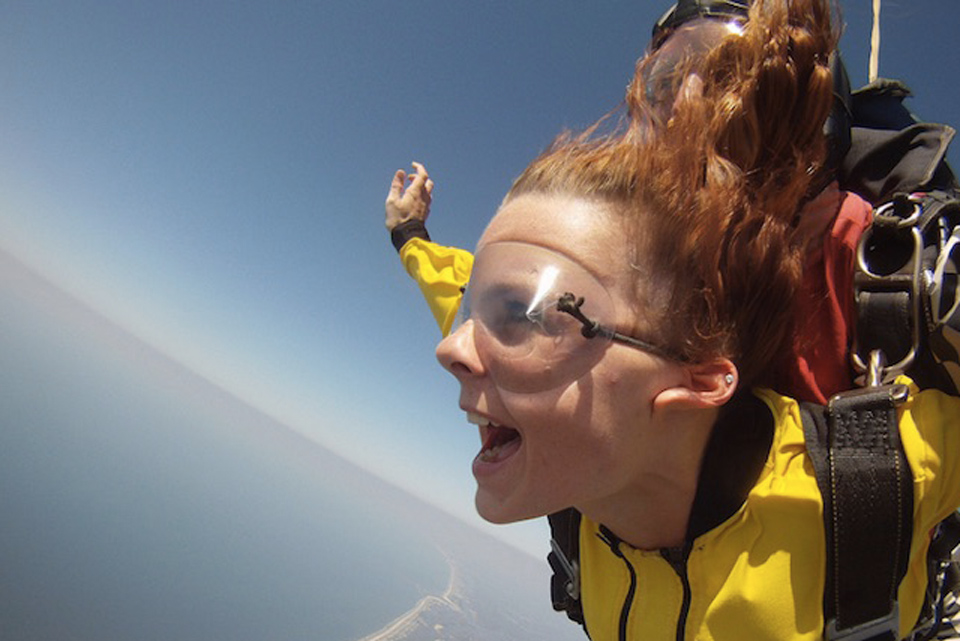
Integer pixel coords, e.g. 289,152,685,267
355,553,462,641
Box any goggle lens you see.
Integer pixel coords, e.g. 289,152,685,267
452,242,618,393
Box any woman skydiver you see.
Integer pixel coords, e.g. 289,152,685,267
432,0,960,639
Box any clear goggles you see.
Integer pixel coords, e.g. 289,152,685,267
642,17,745,117
451,242,681,393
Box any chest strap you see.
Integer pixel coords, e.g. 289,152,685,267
801,382,914,641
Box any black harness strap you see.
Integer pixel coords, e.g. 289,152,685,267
548,508,585,625
854,191,960,395
802,384,914,641
853,195,925,381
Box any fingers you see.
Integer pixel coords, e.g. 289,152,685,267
407,161,429,192
385,169,409,230
385,162,433,230
388,169,407,200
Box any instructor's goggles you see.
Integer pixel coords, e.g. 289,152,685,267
642,17,745,119
451,242,682,393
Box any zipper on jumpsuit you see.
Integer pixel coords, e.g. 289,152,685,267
598,527,637,641
599,527,694,641
661,544,693,641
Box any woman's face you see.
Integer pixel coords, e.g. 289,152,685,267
436,193,686,524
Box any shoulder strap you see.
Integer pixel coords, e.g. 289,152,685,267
853,190,960,395
800,382,914,641
548,508,585,625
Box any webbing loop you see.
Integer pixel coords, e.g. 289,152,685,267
852,195,925,381
821,381,911,641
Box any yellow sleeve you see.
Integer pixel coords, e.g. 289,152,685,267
399,238,474,336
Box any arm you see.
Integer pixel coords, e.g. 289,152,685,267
400,239,473,337
385,162,474,336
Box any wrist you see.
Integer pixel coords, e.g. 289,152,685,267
390,219,431,252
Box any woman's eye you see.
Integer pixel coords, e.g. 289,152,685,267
474,284,570,347
504,299,532,323
486,299,534,344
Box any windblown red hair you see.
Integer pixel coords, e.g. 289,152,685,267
506,0,839,388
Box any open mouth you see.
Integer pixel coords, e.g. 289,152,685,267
468,412,522,463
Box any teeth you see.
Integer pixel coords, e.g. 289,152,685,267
467,412,492,427
479,445,502,462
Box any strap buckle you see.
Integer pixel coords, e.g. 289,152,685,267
826,603,899,641
549,538,580,600
852,196,925,381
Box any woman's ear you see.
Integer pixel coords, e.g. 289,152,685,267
652,358,738,413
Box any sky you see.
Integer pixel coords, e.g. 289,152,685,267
1,1,958,558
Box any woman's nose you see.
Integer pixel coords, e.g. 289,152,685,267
436,320,485,379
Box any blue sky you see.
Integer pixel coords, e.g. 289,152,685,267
2,1,958,557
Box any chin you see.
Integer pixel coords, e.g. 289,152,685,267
474,488,523,525
475,491,545,525
475,494,515,524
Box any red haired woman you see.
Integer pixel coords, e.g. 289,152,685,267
435,1,960,638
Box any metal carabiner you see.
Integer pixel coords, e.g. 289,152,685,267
866,349,886,388
851,196,925,381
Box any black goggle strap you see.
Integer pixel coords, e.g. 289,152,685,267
556,292,686,362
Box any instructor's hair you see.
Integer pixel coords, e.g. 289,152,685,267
506,0,838,388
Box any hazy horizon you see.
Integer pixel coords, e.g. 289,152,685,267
0,244,541,560
0,245,582,640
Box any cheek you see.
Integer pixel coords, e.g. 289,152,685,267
507,376,643,462
501,377,596,424
592,366,655,425
575,367,665,473
504,362,654,432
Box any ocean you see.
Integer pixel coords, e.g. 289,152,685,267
0,251,583,641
